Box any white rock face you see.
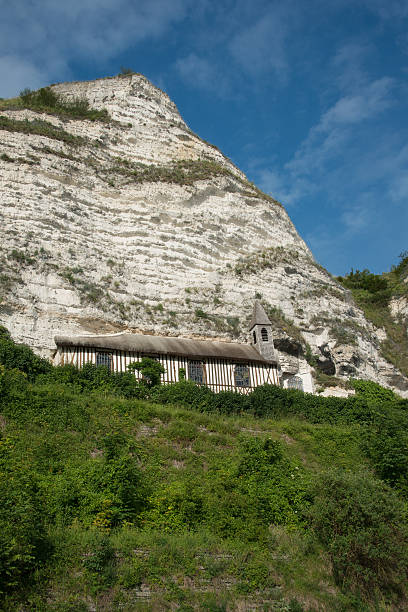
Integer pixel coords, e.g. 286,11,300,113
0,74,407,395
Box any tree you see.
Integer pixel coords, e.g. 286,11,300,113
127,357,165,387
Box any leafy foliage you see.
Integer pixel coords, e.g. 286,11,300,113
310,470,408,601
0,327,407,607
0,436,49,596
338,254,408,376
0,336,51,380
128,357,165,387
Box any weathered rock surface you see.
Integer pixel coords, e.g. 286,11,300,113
0,74,407,395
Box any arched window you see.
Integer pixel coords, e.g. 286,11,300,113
287,376,303,391
234,364,250,388
261,327,268,342
188,360,205,384
253,330,257,344
96,352,112,372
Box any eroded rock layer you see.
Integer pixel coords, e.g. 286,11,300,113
1,74,407,395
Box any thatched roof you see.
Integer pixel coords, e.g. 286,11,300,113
54,332,276,364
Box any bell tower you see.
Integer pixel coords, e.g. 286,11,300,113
249,301,276,361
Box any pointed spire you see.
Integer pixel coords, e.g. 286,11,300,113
249,300,272,330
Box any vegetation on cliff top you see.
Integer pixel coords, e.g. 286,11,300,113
0,86,110,122
0,329,408,610
338,252,408,377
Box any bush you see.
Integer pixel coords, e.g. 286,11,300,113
128,357,165,388
0,336,51,380
151,379,214,410
41,435,148,528
0,435,49,596
310,469,408,601
19,86,110,122
38,363,146,399
361,413,408,487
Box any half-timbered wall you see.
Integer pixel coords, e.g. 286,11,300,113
55,346,279,393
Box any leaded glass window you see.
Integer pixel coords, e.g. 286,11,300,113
188,360,205,384
287,376,303,391
234,364,250,388
96,352,112,372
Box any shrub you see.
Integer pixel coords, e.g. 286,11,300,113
237,437,283,476
310,469,408,601
350,378,397,404
82,532,116,590
361,413,408,487
0,115,85,145
128,357,165,388
38,363,146,399
0,436,49,596
18,86,110,122
151,379,214,410
0,336,51,380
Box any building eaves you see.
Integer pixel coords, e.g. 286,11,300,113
54,333,277,365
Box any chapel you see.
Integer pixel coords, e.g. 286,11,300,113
54,302,313,393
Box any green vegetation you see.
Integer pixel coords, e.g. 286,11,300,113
59,266,105,305
338,252,408,376
110,157,237,186
194,308,241,337
1,331,408,609
0,86,109,122
0,115,85,146
234,246,300,277
310,312,371,347
240,179,283,206
263,303,305,348
104,157,282,203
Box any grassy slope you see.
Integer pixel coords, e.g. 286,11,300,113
338,255,408,378
2,384,370,612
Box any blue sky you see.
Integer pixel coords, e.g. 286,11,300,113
1,0,407,275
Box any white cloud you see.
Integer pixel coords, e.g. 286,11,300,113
318,77,394,129
389,175,408,202
175,53,229,95
228,7,290,79
0,0,190,97
330,41,374,95
280,77,395,185
0,56,48,98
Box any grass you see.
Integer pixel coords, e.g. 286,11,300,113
1,340,408,612
0,86,110,122
262,302,305,348
108,157,237,186
337,258,408,377
233,246,301,277
1,390,368,611
360,301,408,377
0,115,85,146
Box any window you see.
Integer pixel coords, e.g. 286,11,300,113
188,360,205,384
253,330,257,344
234,364,250,388
96,352,112,372
261,327,268,342
287,376,303,391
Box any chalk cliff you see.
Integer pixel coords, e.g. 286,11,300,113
0,74,407,395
